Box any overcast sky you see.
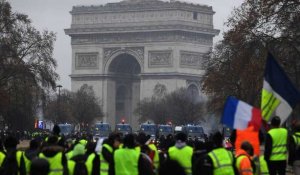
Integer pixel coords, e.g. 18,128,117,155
8,0,244,90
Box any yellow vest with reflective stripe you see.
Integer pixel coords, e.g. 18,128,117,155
259,156,269,175
0,151,6,167
268,128,288,161
100,144,113,175
68,160,76,175
66,150,73,160
208,148,235,175
85,153,100,175
39,152,64,175
293,132,300,147
148,143,159,170
168,145,193,175
23,154,32,174
236,155,253,174
114,148,140,175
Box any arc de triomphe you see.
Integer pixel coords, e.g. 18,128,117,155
65,0,219,129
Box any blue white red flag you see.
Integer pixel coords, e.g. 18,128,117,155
222,96,262,131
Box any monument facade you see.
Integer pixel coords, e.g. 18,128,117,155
65,0,219,129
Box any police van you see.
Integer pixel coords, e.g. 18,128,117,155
158,124,173,137
93,122,111,141
58,123,74,136
140,123,157,137
115,121,132,136
185,125,205,141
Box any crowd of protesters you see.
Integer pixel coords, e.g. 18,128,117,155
0,116,299,175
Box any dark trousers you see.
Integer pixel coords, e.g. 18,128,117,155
267,160,286,175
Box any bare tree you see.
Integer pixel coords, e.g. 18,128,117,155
0,1,58,130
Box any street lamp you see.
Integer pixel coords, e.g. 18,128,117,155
56,85,62,124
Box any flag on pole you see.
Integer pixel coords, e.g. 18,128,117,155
261,53,300,122
222,96,262,131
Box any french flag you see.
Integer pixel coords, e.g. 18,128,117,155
222,96,262,131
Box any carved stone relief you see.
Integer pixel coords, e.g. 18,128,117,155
75,53,99,69
153,83,167,97
72,31,213,45
186,80,201,89
149,50,172,67
180,51,203,69
103,47,144,69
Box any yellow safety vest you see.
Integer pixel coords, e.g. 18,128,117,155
100,144,113,175
293,132,300,148
168,145,193,175
0,151,6,167
208,148,235,175
268,128,288,161
114,148,140,175
85,153,100,175
148,143,159,170
68,160,76,175
66,150,73,160
259,156,269,175
39,152,64,175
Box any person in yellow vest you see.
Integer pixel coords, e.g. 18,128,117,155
264,116,288,175
235,141,255,175
256,155,269,175
0,140,6,168
288,121,300,174
69,143,88,175
168,132,193,175
39,135,68,175
199,131,237,175
85,141,100,175
1,135,26,175
114,133,153,175
24,139,40,174
148,140,160,171
101,132,121,175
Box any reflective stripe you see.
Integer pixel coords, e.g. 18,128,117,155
51,168,63,172
211,151,233,168
240,169,252,172
273,144,287,148
269,128,288,161
271,151,287,154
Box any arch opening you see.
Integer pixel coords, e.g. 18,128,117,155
107,53,141,126
108,54,141,75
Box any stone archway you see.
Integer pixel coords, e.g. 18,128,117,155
107,53,141,126
187,84,200,103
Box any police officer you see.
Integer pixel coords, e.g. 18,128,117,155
168,132,193,175
264,116,288,175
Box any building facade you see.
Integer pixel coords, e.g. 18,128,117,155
65,0,219,129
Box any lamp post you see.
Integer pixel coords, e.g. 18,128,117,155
56,85,62,124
